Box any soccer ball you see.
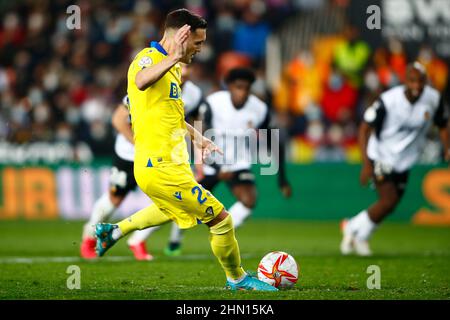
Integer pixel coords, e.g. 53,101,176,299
257,251,299,288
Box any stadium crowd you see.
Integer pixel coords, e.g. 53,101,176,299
0,0,448,163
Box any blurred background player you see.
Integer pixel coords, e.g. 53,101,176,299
164,67,292,256
80,65,203,260
341,62,449,256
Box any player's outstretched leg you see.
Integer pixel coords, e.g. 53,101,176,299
208,211,278,291
95,203,171,257
229,183,256,228
341,180,401,256
127,228,161,261
164,200,253,257
340,218,354,255
81,193,118,259
95,223,119,257
340,210,376,257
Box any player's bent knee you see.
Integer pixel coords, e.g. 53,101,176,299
109,192,125,207
241,197,256,209
208,211,234,235
379,198,398,214
206,209,228,227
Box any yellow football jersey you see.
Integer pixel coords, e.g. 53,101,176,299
127,41,188,166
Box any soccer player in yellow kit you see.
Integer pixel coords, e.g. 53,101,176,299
95,8,277,291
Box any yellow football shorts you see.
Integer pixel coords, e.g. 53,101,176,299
134,157,225,229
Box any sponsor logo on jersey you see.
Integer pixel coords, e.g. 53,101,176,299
138,56,152,68
205,206,214,216
173,191,182,200
170,82,180,99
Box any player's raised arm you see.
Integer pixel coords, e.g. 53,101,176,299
185,121,223,159
358,122,372,186
112,102,134,144
439,127,450,162
359,98,386,186
433,96,450,162
135,25,191,91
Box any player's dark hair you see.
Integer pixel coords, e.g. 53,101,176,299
225,68,256,85
164,8,207,31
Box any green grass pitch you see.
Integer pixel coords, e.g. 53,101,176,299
0,219,449,300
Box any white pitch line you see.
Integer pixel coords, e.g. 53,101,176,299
0,253,256,264
0,256,133,264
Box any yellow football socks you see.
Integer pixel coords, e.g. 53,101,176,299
117,203,171,236
209,214,246,280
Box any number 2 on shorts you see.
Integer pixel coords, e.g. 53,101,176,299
191,186,207,204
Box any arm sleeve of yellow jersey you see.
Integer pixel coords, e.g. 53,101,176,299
128,49,164,85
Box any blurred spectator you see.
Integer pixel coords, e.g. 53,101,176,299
333,24,371,88
0,0,447,166
320,66,358,124
216,51,252,82
372,47,400,89
211,2,237,56
387,38,407,83
315,124,346,162
417,45,449,93
232,0,270,64
274,50,323,117
293,0,325,10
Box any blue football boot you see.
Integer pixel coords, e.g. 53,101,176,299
95,223,118,257
225,274,279,291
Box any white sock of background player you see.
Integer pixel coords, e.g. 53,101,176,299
168,222,185,244
229,201,252,228
347,210,378,241
82,193,116,239
127,227,161,246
